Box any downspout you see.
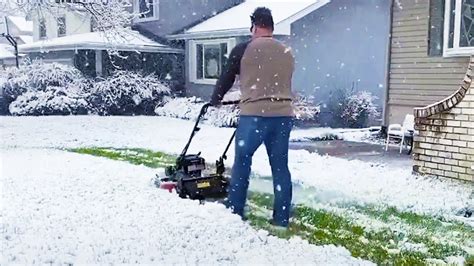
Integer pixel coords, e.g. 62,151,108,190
382,0,394,128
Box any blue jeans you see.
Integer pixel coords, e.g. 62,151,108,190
227,115,293,227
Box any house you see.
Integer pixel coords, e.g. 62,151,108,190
18,5,183,80
0,16,33,68
385,0,473,181
384,0,472,125
17,0,243,86
168,0,391,124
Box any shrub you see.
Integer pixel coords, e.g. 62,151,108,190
155,96,239,127
327,87,380,128
1,61,85,112
9,85,90,116
88,71,171,115
293,94,320,122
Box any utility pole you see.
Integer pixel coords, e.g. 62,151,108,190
1,17,19,68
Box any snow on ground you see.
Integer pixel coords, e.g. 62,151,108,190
1,116,472,221
1,148,371,265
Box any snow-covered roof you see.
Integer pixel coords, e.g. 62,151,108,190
6,16,33,34
18,35,33,44
168,0,330,39
19,30,184,54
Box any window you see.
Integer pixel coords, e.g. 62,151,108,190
190,39,236,84
134,0,159,22
39,19,46,39
57,16,66,37
443,0,474,56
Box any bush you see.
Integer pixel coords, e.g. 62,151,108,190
155,96,239,127
9,85,90,116
88,71,170,115
1,61,85,112
327,87,380,128
155,94,320,128
2,62,171,116
293,94,320,122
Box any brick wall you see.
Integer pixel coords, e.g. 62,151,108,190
413,57,474,182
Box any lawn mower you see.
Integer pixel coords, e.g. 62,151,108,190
154,101,239,200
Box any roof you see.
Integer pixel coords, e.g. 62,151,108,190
18,35,33,44
19,30,184,54
168,0,330,39
6,16,33,34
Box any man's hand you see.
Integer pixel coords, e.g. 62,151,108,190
210,99,222,107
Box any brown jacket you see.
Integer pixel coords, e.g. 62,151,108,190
211,37,295,117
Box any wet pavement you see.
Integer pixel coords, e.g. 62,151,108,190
289,140,413,169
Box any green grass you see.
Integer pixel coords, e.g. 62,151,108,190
69,147,176,168
67,147,473,265
247,192,472,266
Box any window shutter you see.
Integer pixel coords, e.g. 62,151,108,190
428,0,445,56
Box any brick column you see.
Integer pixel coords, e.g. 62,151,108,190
413,56,474,182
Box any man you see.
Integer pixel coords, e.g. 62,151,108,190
210,7,295,228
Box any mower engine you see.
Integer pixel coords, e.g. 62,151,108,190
161,154,229,200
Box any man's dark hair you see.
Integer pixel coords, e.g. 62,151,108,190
250,7,274,31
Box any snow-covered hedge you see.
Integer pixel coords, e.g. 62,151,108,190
2,61,87,115
155,96,239,127
155,94,320,128
2,61,172,116
2,61,84,103
293,94,320,122
341,91,380,127
327,88,380,128
88,71,171,115
9,85,90,116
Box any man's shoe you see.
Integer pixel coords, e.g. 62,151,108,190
268,219,289,231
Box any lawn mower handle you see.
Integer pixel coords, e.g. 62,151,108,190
179,100,240,158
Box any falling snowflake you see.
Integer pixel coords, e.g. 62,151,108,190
276,184,281,191
238,140,245,147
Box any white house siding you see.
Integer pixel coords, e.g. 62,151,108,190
31,10,92,41
387,0,470,125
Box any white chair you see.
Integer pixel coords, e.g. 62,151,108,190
385,114,415,153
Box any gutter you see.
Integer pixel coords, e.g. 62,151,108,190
19,43,184,54
167,29,251,40
382,0,394,127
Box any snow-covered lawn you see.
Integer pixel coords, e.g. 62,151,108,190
1,148,369,265
1,116,471,219
1,116,472,264
0,116,375,265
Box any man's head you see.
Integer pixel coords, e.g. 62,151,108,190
250,7,274,38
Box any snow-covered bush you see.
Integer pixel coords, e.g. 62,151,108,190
155,94,320,128
1,61,85,111
9,85,90,116
328,88,380,128
155,96,240,128
293,94,320,122
342,91,380,127
88,71,171,115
